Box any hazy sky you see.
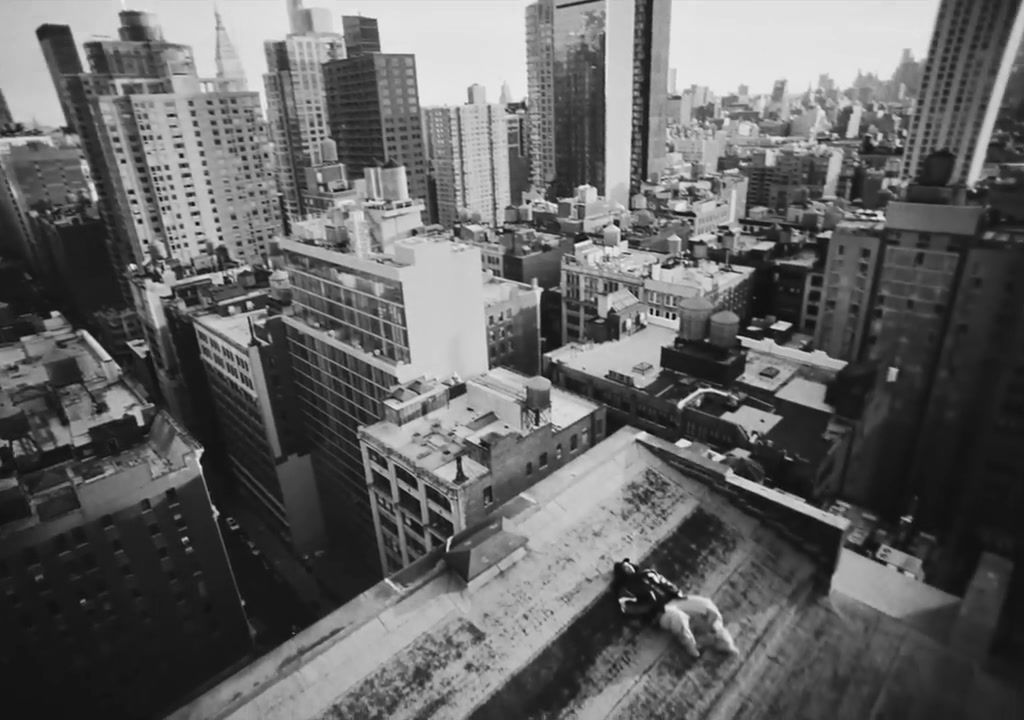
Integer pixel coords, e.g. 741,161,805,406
3,0,939,127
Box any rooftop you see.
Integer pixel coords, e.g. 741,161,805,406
193,307,264,349
480,273,538,306
546,324,677,391
362,368,598,487
0,315,152,464
170,429,1022,720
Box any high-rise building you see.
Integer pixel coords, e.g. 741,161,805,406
28,202,122,316
0,88,13,127
35,24,83,129
263,19,344,223
424,86,511,227
506,100,532,205
0,135,93,265
194,300,326,554
358,368,603,575
525,0,555,190
0,313,250,718
278,213,489,583
341,15,381,58
526,0,670,204
904,0,1024,185
323,53,429,209
58,11,279,301
214,7,247,91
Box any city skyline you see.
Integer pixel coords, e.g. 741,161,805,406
2,0,939,127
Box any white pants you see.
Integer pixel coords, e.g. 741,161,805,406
658,596,738,658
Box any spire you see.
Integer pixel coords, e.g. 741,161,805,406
500,81,512,105
214,5,247,91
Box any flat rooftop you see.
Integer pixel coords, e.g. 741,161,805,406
480,273,537,306
546,325,677,391
193,307,266,348
170,428,1022,720
363,368,598,487
0,319,151,461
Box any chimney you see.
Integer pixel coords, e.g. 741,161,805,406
455,455,467,484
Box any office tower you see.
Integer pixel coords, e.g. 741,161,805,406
278,212,489,582
342,15,381,58
35,24,83,129
0,313,250,718
214,7,247,91
263,24,344,224
525,0,555,191
194,300,325,553
424,86,511,227
606,0,671,205
59,11,279,303
525,0,671,204
0,89,12,127
323,53,429,206
359,368,603,574
506,101,531,205
904,0,1024,185
0,135,93,266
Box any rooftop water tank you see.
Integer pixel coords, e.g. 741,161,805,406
525,376,552,411
603,223,622,246
321,138,338,164
666,234,683,257
380,159,409,202
504,205,519,224
709,310,741,349
678,296,714,341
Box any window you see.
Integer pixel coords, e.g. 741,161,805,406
483,486,494,507
539,452,548,469
570,434,579,451
526,462,533,476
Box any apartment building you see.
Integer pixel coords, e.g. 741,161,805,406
358,368,604,574
561,229,754,344
424,87,511,228
263,27,345,223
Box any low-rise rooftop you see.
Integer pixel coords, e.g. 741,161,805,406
362,368,597,487
170,428,1022,720
0,314,152,464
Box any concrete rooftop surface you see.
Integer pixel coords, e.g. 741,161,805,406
169,428,1023,720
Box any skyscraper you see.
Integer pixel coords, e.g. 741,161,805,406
214,7,247,91
55,11,279,300
525,0,671,203
525,0,555,191
35,24,83,129
424,85,511,227
263,16,344,223
904,0,1024,185
323,53,429,206
341,15,381,58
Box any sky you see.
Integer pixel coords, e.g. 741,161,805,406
2,0,940,127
